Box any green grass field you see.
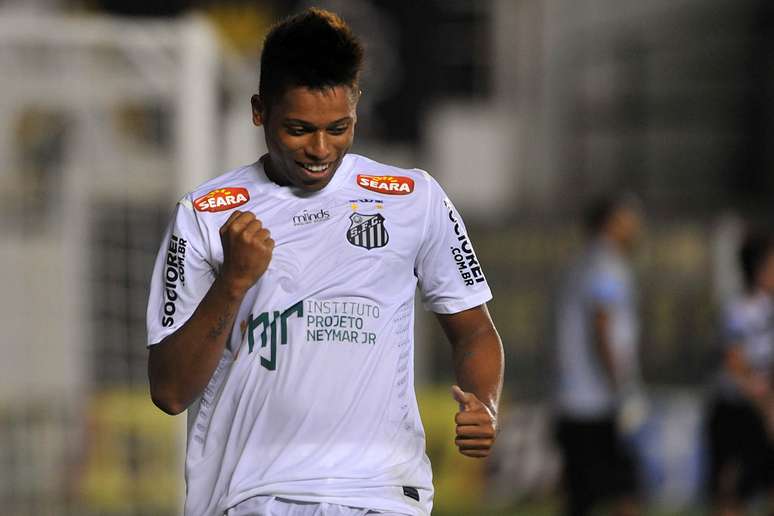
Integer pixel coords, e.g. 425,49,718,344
434,502,707,516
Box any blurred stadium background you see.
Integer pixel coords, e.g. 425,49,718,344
1,0,772,514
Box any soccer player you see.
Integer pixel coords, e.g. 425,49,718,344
706,230,774,516
146,8,503,516
552,194,644,516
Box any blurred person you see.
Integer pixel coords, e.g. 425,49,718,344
552,194,645,516
706,230,774,516
145,8,503,516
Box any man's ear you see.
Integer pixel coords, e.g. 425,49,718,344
251,94,264,127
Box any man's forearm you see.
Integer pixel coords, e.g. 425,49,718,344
438,305,503,458
451,325,504,415
148,210,275,415
148,277,246,415
592,308,619,389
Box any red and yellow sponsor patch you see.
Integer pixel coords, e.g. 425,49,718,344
356,174,415,195
194,187,250,213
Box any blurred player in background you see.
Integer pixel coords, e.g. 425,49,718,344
706,230,774,516
552,194,645,516
145,8,503,516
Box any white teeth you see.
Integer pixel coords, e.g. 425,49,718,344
300,163,328,172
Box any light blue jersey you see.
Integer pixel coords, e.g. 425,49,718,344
716,293,774,400
554,240,641,418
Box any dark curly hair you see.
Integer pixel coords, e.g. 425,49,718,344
259,8,364,105
584,192,641,234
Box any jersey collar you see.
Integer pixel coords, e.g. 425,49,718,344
252,154,356,199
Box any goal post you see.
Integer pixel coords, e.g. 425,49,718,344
0,13,259,515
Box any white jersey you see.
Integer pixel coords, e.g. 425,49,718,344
553,240,641,418
146,153,492,516
715,293,774,400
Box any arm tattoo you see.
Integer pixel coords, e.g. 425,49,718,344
454,350,477,369
207,314,230,339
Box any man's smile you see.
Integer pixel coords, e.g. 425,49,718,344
296,161,333,174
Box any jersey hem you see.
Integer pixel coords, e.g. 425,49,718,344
424,289,492,314
224,491,428,516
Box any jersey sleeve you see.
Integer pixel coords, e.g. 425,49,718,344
146,196,216,347
721,302,746,345
415,176,493,314
587,269,626,309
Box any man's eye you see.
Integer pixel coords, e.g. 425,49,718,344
328,126,348,135
286,127,308,136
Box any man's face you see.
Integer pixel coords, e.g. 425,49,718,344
758,251,774,294
252,85,357,192
611,207,642,253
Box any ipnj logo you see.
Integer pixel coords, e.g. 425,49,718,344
247,301,304,370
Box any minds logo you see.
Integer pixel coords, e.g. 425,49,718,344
292,208,331,226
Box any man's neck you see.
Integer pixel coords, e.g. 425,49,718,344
260,154,290,187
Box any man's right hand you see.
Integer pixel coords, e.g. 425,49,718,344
219,210,275,297
149,209,275,415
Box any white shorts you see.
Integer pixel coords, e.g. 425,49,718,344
225,496,409,516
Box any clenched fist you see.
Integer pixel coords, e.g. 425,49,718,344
219,210,275,297
452,385,498,458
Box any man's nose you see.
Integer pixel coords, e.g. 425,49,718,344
306,131,331,160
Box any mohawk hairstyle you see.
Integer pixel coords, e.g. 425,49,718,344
259,8,364,104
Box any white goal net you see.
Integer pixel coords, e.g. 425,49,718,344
0,13,260,515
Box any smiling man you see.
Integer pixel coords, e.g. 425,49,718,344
146,8,503,516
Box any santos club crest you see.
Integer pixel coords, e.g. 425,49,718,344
347,213,389,250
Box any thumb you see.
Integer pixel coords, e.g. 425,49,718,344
451,385,474,411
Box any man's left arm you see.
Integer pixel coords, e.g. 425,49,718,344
436,303,504,458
